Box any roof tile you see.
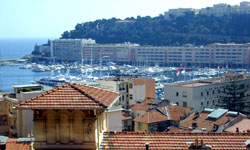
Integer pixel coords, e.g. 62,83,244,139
16,83,119,109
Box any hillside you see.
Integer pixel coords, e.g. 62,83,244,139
61,13,250,46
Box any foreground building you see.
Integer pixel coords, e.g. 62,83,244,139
101,132,250,149
0,84,43,137
16,83,119,150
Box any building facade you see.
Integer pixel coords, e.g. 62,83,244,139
164,73,250,111
97,77,155,109
83,43,250,67
16,83,119,150
50,39,95,63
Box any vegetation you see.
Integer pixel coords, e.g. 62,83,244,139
61,13,250,46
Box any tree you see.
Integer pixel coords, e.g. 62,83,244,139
217,80,250,116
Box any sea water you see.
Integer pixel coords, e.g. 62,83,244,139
0,38,53,92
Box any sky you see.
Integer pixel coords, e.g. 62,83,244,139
0,0,244,38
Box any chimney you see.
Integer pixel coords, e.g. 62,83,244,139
236,127,239,133
188,139,212,150
145,143,149,150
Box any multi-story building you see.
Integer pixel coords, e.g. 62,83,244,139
2,84,44,137
133,43,250,67
82,42,250,67
164,73,250,111
50,38,95,63
165,1,250,19
82,42,139,65
96,77,155,109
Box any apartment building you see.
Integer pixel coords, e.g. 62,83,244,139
164,73,250,111
82,42,139,64
133,43,250,67
50,38,95,63
96,77,155,109
2,84,43,137
165,1,250,19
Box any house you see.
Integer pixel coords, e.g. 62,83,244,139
134,105,191,132
130,98,168,118
16,83,119,150
101,132,250,150
180,108,246,132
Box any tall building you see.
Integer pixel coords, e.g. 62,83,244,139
82,42,139,65
50,39,95,63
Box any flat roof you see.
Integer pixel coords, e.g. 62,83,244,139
182,82,211,87
13,84,42,88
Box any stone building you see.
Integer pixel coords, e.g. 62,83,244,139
16,83,119,150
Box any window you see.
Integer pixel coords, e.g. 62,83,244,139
176,92,179,97
183,101,187,107
138,122,142,130
201,102,203,106
176,102,179,106
182,91,187,98
207,101,209,105
201,92,203,97
213,90,215,94
207,91,209,96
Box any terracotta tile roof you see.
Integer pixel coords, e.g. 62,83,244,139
165,126,192,133
134,110,168,123
130,99,154,111
224,119,250,133
6,138,31,150
158,105,192,121
101,132,250,150
180,111,245,132
16,83,119,109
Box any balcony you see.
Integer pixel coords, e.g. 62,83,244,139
9,126,17,134
8,112,17,118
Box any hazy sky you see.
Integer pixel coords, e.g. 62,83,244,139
0,0,243,38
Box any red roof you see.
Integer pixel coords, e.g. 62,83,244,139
16,83,119,109
134,110,168,123
6,139,31,150
101,132,250,150
224,119,250,133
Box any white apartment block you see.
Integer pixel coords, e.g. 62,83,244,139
49,39,250,67
164,74,250,111
165,1,250,19
50,39,95,63
96,77,155,109
132,43,250,67
82,43,139,64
